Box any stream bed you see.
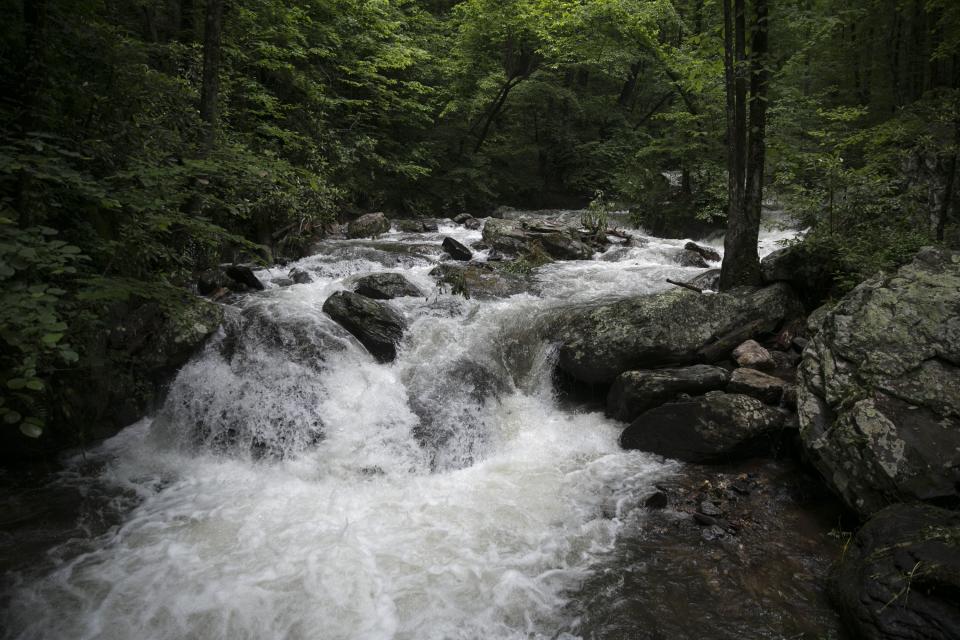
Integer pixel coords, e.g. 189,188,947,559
0,216,844,639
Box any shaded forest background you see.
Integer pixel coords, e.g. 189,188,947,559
1,0,959,442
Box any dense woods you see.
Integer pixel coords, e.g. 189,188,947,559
1,0,959,443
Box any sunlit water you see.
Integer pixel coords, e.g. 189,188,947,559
1,214,798,640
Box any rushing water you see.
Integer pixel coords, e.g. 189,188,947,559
1,214,801,640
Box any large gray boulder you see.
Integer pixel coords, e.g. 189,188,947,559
831,504,960,640
347,212,391,239
481,217,597,260
322,291,407,362
607,365,730,422
430,263,530,299
619,391,786,463
797,247,960,517
556,283,803,385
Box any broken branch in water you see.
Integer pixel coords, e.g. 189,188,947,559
666,278,704,293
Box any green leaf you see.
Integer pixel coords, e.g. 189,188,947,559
3,410,21,424
25,379,44,391
42,333,64,345
6,378,27,390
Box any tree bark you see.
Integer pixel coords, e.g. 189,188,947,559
720,0,765,290
199,0,223,150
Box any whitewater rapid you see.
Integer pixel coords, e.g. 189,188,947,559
1,215,797,640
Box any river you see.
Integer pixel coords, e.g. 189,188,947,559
1,214,837,639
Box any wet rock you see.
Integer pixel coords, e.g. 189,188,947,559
430,263,529,299
797,247,960,517
353,272,423,300
727,368,786,405
620,392,786,463
422,219,439,232
453,213,480,229
481,217,599,260
271,277,294,287
676,249,709,268
322,291,407,362
685,241,722,262
687,268,721,291
792,336,809,351
225,265,265,291
289,267,313,284
347,212,390,239
645,491,669,509
607,365,731,422
407,358,507,470
397,219,441,233
555,283,803,385
831,504,960,640
442,237,473,261
732,339,774,370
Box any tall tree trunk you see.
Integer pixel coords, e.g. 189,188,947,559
937,115,960,241
720,0,765,290
199,0,223,150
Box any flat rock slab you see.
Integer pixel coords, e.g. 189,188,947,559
619,391,786,463
555,283,803,385
607,365,731,422
727,368,785,405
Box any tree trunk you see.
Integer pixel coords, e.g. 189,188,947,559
720,0,765,290
199,0,223,150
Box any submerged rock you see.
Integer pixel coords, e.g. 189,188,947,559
607,365,731,422
441,237,473,261
347,212,390,239
289,267,313,284
619,392,786,463
831,504,960,640
322,291,407,362
797,247,960,517
353,272,423,300
555,283,803,385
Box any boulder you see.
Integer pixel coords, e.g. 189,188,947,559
687,268,721,292
732,339,775,370
619,392,786,463
727,368,786,405
422,219,439,232
225,265,265,291
481,217,599,260
676,249,709,268
322,291,407,362
805,302,833,336
430,263,529,299
353,272,423,300
761,243,834,305
271,277,294,288
685,241,722,262
831,504,960,640
453,213,480,229
441,237,473,261
288,267,313,284
556,283,804,385
607,365,731,422
797,247,960,517
347,212,390,239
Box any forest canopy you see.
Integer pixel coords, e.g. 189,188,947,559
1,0,959,443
